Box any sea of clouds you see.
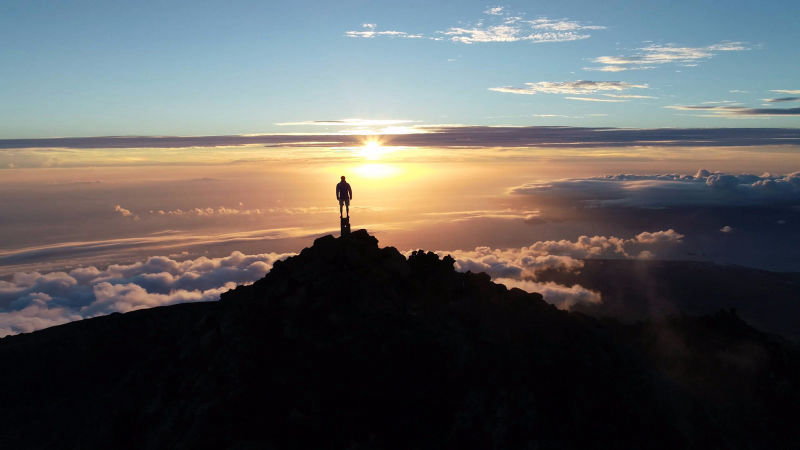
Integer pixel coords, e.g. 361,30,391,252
0,230,685,337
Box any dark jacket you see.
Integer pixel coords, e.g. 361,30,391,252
336,181,352,200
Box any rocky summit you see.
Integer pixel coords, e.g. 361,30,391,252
1,230,799,449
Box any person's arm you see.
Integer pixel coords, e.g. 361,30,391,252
348,184,352,199
335,184,339,199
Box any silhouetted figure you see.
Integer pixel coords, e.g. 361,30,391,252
336,176,352,218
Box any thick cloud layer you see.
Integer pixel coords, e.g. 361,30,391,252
1,229,684,336
3,127,799,150
0,251,293,336
436,229,683,309
511,169,800,208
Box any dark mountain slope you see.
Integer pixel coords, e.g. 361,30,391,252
536,259,800,340
1,230,799,449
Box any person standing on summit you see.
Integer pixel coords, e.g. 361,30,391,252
336,176,352,218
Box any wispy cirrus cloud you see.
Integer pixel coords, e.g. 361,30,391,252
665,104,800,117
346,8,604,45
565,96,628,103
763,97,800,103
275,118,418,127
489,80,647,96
771,89,800,95
585,41,749,72
345,23,423,39
439,15,605,44
274,118,423,135
602,93,657,99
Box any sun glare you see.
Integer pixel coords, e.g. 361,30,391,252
360,140,383,161
353,163,401,179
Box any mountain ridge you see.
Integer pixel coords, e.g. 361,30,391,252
1,229,799,449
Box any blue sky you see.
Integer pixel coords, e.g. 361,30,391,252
1,0,799,138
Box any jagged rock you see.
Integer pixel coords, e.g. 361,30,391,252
0,230,799,449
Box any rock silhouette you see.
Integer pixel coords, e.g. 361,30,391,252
1,229,799,449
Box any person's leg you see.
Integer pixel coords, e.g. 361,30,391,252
339,200,343,217
346,199,350,217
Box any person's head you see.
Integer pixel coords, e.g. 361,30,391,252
341,176,346,181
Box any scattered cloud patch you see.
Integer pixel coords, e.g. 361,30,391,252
345,23,423,39
484,6,505,15
114,205,139,220
771,89,800,95
114,205,134,217
436,8,604,44
565,96,628,102
584,65,654,72
720,225,734,233
347,8,604,44
490,80,647,95
585,42,749,72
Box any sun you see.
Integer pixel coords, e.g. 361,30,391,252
360,140,382,161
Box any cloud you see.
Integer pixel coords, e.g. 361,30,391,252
1,227,687,334
438,10,604,44
422,209,541,222
0,251,294,337
346,8,604,45
114,204,341,220
114,205,134,217
114,205,139,220
665,105,800,117
150,206,267,217
510,170,800,208
720,225,734,233
585,41,749,72
584,65,655,72
4,127,800,152
763,97,800,103
489,80,647,95
771,89,800,95
345,23,423,39
484,6,505,15
275,118,418,127
565,96,628,102
494,279,602,309
602,93,657,99
434,229,683,309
